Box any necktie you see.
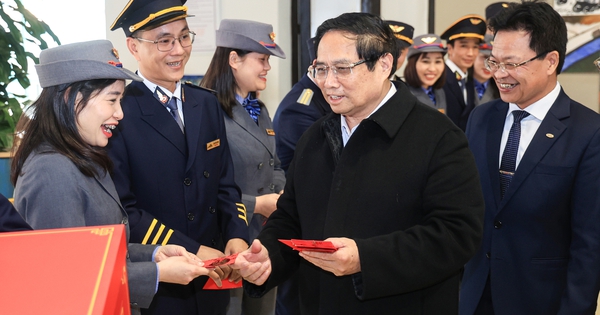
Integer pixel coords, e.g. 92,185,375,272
242,96,261,124
475,80,486,100
455,71,467,103
424,87,436,105
165,96,184,133
499,110,530,198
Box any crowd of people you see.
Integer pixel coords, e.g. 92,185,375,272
2,0,600,314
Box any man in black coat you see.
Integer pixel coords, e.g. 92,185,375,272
234,12,484,315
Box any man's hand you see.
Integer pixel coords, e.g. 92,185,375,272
196,245,226,279
224,238,249,282
299,237,360,276
233,239,271,285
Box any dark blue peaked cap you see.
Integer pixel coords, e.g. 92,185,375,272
110,0,191,37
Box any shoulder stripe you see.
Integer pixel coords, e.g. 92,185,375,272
162,229,174,245
237,203,248,226
151,224,166,245
297,89,314,105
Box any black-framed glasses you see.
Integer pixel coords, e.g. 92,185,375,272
309,60,367,80
485,51,548,72
135,31,196,52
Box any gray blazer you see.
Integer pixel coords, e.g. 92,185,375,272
224,103,286,240
13,145,158,312
408,86,447,114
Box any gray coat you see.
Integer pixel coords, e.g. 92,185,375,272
13,145,158,313
224,103,286,240
408,86,447,114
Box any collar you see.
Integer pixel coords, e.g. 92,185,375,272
507,81,560,122
445,59,467,80
138,70,182,100
340,83,397,134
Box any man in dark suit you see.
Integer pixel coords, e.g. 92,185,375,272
235,12,484,315
460,2,600,314
108,0,249,314
441,15,486,131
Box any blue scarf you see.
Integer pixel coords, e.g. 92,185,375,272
242,94,261,124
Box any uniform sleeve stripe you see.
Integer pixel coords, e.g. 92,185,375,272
152,224,166,245
142,219,158,245
162,229,174,245
236,203,248,225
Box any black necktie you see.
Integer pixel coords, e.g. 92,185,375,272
499,110,530,198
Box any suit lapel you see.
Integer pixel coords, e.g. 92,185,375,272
486,102,508,210
231,102,274,156
132,82,187,155
180,85,202,172
499,90,570,207
445,65,466,108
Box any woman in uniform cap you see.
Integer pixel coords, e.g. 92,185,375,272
404,34,448,114
10,39,220,314
200,19,286,315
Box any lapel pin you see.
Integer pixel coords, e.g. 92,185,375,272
206,139,221,150
266,129,275,136
546,133,554,139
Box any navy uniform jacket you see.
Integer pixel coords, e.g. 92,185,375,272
107,81,249,315
0,193,30,232
273,73,331,172
461,89,600,314
443,65,476,131
247,81,484,314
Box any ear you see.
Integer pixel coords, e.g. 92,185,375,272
379,53,394,78
546,50,559,75
126,37,142,62
229,51,240,70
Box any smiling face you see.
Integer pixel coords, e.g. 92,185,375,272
76,80,125,147
127,19,191,92
490,29,558,108
415,52,445,89
230,52,271,97
315,30,393,121
447,38,480,72
473,52,493,83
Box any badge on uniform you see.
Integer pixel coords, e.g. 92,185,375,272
297,88,314,106
266,129,275,136
206,139,220,150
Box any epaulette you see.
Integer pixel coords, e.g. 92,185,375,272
296,88,314,105
184,81,217,95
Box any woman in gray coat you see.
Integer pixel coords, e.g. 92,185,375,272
10,40,219,314
201,19,286,315
404,34,448,114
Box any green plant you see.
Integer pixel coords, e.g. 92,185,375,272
0,0,59,150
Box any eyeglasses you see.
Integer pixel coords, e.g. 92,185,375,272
135,31,196,52
594,56,600,71
485,51,548,72
309,60,367,80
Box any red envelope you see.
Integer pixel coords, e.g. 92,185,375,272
202,278,242,290
202,253,239,268
279,239,338,253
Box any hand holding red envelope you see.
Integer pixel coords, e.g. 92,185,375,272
202,253,242,290
279,239,339,253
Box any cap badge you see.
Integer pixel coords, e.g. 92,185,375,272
112,48,120,60
421,37,437,44
502,3,509,8
108,60,123,68
269,32,276,42
470,18,483,25
389,25,405,33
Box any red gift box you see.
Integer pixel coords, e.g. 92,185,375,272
0,224,130,314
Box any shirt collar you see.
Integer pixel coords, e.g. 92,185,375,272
138,70,181,100
507,81,560,121
341,83,397,134
445,59,467,80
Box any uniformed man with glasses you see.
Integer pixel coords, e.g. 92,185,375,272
108,0,250,314
234,12,484,315
461,1,600,314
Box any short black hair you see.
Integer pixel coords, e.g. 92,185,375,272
488,0,567,74
314,12,398,76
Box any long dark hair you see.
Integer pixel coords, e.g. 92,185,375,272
11,79,118,185
404,53,446,90
200,47,264,118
